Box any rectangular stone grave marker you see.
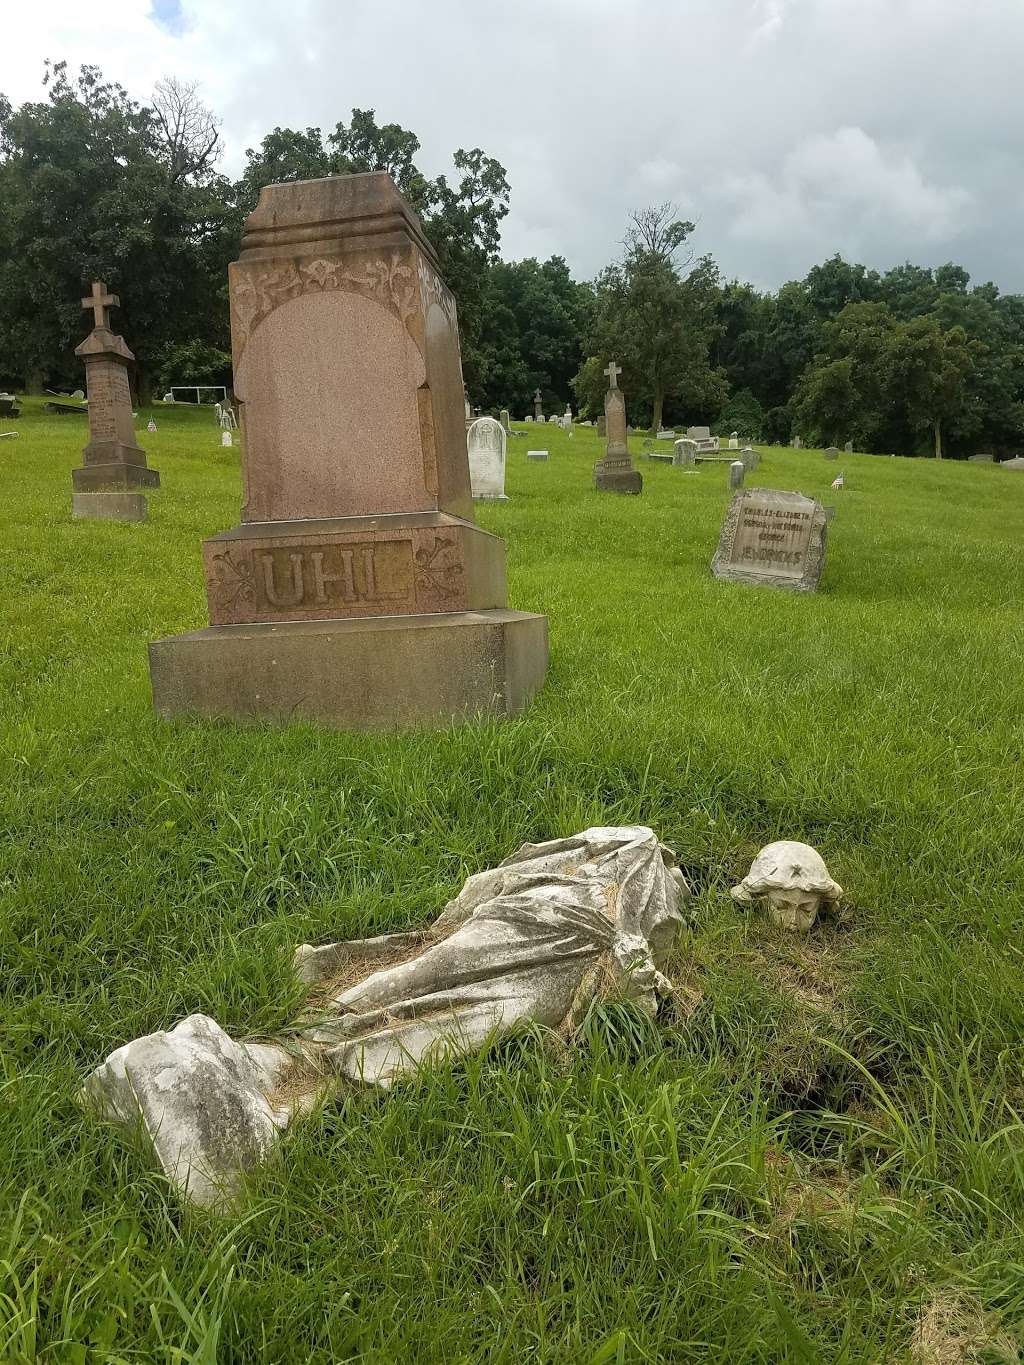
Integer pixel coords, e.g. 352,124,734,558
711,487,827,593
824,446,839,460
729,460,744,489
527,449,549,461
149,173,547,728
71,281,160,521
673,439,697,467
844,440,853,453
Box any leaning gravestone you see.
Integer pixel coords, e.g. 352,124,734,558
467,415,508,499
71,281,160,522
712,487,827,592
824,446,839,461
148,173,547,728
673,438,697,467
594,361,642,495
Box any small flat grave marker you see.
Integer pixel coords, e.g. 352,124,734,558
712,487,827,593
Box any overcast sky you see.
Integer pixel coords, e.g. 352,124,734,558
10,0,1024,294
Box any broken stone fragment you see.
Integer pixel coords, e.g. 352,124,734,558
83,827,691,1205
731,841,843,932
81,1014,295,1207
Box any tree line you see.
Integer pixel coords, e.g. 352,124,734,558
3,64,1022,457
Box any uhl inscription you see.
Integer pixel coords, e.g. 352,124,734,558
259,542,411,610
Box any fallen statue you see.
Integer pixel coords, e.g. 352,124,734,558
83,827,690,1206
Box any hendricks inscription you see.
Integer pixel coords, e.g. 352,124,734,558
712,488,827,593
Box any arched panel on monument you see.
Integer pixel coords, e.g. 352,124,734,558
423,301,473,519
236,290,430,523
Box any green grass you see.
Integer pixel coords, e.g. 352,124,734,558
2,398,1024,1360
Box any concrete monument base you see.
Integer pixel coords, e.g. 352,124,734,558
72,491,148,522
72,464,160,492
149,609,548,729
594,464,643,495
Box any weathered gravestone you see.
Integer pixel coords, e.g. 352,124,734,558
499,408,510,435
148,173,547,728
740,446,760,472
673,438,697,467
824,446,840,461
594,361,642,495
712,487,827,593
1000,456,1024,470
729,460,745,489
729,431,739,449
596,415,606,437
686,425,719,453
527,449,549,460
534,388,543,421
968,453,993,463
844,440,853,453
467,415,508,500
71,282,160,522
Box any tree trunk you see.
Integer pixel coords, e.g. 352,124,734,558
650,386,664,435
934,418,943,459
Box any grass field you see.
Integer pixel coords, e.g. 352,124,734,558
2,398,1024,1361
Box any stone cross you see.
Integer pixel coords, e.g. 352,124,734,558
82,281,119,330
604,360,621,390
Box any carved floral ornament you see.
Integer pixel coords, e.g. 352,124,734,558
231,251,419,358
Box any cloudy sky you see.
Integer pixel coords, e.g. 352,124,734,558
10,0,1024,293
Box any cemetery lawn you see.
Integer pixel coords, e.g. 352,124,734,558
4,399,1024,1363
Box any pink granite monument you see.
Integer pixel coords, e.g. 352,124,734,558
148,173,547,728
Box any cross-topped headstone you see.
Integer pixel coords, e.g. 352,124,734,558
71,281,159,521
82,281,119,330
604,360,621,390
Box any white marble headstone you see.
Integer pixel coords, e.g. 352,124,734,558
467,416,509,500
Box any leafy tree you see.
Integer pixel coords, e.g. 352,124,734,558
583,203,725,432
715,387,765,438
476,256,592,413
893,316,978,458
0,63,231,396
792,301,978,455
235,126,333,213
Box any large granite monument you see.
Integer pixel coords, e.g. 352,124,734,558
149,173,547,727
71,282,160,522
712,487,827,592
594,361,642,495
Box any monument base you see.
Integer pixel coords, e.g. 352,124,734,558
72,491,148,522
149,610,548,729
594,464,643,495
73,464,160,492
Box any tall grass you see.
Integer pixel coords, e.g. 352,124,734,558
1,400,1023,1358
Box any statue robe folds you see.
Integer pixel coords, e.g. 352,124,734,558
83,827,689,1205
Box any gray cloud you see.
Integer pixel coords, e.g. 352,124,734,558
12,0,1024,291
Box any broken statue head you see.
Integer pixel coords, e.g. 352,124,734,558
731,841,842,931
